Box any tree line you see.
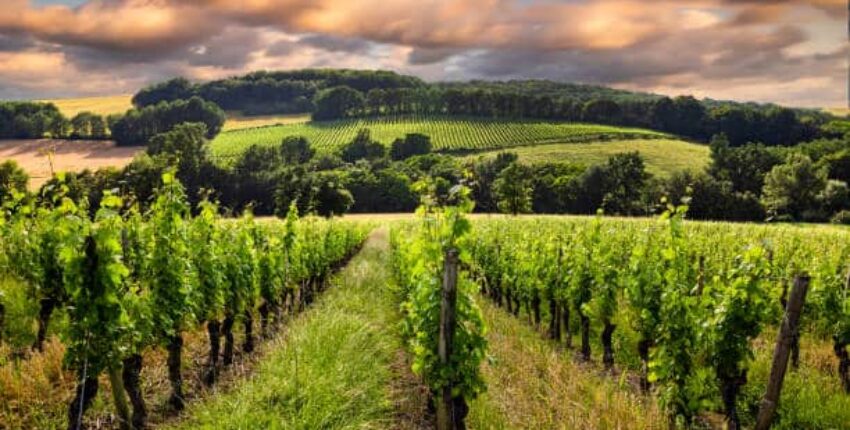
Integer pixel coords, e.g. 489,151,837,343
132,69,426,115
0,102,109,140
311,85,824,146
3,120,850,225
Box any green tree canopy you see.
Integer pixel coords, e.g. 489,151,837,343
312,86,365,120
492,162,533,215
762,153,828,220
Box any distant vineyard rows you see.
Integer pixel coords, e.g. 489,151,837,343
209,116,667,164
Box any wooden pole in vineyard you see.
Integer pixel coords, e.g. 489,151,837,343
755,274,810,430
437,249,459,430
0,301,4,344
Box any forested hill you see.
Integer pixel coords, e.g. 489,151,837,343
436,79,663,103
130,68,832,147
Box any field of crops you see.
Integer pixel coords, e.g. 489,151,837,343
208,116,668,163
42,95,134,117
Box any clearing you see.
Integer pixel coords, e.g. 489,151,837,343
0,139,139,189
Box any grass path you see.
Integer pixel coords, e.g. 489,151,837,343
467,298,666,430
166,229,429,429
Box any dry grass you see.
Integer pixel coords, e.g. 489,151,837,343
42,95,134,117
0,311,293,429
0,139,140,189
222,113,310,132
468,298,666,430
824,107,850,117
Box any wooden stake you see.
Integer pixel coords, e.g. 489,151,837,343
437,249,459,430
755,274,810,430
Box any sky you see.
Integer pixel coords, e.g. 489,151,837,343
0,0,846,107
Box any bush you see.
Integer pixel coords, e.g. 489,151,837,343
831,210,850,225
312,86,365,121
0,160,28,204
280,136,315,164
390,133,431,160
340,129,385,162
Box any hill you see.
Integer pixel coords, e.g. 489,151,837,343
208,116,668,162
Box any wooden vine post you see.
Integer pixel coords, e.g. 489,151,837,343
755,274,810,430
0,300,4,344
437,248,459,430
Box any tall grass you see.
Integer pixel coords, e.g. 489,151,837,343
467,298,666,429
168,229,423,429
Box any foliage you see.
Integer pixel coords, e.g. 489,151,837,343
492,162,533,215
390,133,432,160
61,192,130,374
280,136,315,164
147,171,196,336
340,128,386,162
0,161,28,205
390,186,487,402
69,112,109,139
762,153,828,220
110,96,225,147
0,102,68,139
313,86,367,121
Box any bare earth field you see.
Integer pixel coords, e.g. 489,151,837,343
0,139,139,189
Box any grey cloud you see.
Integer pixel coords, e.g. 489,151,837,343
407,47,463,65
298,34,374,53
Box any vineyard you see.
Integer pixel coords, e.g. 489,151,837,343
208,116,667,164
0,173,370,429
3,179,850,429
461,209,850,429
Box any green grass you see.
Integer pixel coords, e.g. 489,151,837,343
167,229,416,429
208,116,668,164
463,139,710,177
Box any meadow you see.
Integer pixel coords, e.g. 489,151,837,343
463,139,710,177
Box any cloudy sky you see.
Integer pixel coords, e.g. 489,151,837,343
0,0,846,107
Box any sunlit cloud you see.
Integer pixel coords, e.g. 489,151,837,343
0,0,843,107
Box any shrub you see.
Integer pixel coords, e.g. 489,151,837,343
831,210,850,225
